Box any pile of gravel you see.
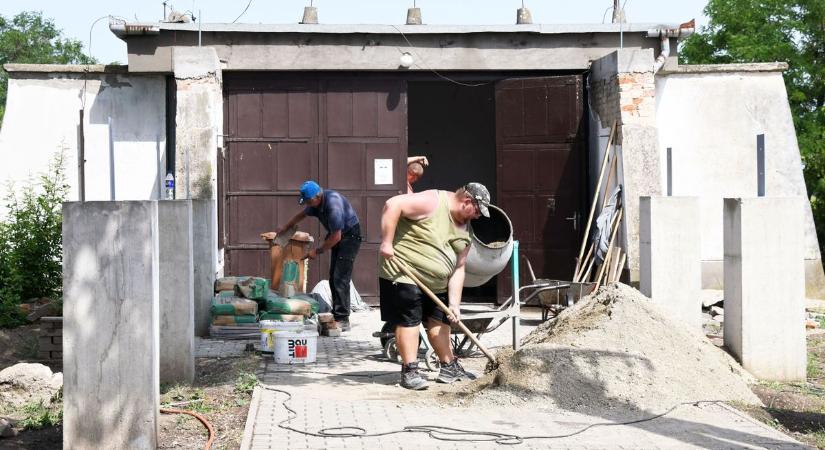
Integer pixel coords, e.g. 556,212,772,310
468,283,760,414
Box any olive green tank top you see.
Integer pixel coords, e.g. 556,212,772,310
379,190,471,293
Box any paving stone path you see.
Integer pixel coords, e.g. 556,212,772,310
240,309,810,450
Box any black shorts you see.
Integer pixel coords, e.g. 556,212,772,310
379,278,450,327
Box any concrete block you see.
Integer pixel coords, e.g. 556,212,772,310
172,47,221,80
158,200,195,384
63,201,159,449
723,197,806,381
640,197,702,329
192,200,216,337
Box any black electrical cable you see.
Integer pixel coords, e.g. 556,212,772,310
232,0,253,23
260,384,729,445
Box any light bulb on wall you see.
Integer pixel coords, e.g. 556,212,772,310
399,52,414,68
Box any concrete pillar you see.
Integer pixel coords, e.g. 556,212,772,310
723,197,806,381
63,201,159,450
158,200,195,384
639,196,702,329
588,49,661,284
172,47,223,201
192,199,216,337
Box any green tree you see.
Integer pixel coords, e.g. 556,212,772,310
0,152,69,327
0,11,96,122
681,0,825,256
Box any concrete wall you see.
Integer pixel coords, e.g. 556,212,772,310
723,198,806,380
0,66,166,218
656,66,825,298
192,199,216,337
158,200,195,383
63,201,159,449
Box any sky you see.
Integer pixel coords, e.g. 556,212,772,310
0,1,710,65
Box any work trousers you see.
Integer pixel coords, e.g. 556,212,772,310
330,223,362,321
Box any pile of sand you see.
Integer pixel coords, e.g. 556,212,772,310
467,283,760,414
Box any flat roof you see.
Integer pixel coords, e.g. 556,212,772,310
659,62,789,75
4,64,129,74
113,22,676,36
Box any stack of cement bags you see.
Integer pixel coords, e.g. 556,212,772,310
210,276,270,339
259,292,322,322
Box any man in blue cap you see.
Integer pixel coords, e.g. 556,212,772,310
274,180,361,331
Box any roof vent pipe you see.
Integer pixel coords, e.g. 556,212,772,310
516,8,532,24
406,7,422,25
301,5,318,24
612,0,626,23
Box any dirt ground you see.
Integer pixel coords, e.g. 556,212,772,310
157,355,261,450
735,332,825,449
0,321,260,450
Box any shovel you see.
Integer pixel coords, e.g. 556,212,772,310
392,258,499,369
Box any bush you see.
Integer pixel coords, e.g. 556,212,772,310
0,152,68,328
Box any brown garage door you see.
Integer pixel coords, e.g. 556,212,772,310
221,74,407,304
495,75,586,296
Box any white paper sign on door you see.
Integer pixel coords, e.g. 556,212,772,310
374,159,393,185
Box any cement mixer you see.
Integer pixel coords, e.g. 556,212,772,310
464,204,514,287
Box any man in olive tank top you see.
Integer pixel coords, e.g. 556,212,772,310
379,182,491,390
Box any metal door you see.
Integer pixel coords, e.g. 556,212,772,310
495,75,585,295
222,75,407,304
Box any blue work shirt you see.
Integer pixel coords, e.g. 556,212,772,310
304,190,359,237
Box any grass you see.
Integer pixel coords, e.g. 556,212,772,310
809,351,821,379
18,399,62,430
161,384,213,414
234,371,258,395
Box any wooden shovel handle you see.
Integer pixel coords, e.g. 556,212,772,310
392,258,498,365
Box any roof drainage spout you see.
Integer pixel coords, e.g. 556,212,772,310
652,33,669,73
110,23,161,40
648,26,695,73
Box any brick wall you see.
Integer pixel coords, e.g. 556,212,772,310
593,71,656,129
618,72,656,126
39,317,62,361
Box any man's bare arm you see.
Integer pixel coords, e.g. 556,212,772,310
379,190,438,258
445,245,471,322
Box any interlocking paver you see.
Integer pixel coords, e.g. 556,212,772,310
195,337,254,358
241,309,811,450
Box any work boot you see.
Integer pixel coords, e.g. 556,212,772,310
400,362,429,390
335,319,351,332
437,358,477,384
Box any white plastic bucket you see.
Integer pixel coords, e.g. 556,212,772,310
273,330,318,364
260,320,305,353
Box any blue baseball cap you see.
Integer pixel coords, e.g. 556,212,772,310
298,180,322,205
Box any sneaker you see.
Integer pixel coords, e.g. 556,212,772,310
335,320,351,332
400,362,429,390
437,359,477,384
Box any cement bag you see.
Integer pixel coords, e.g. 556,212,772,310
215,277,242,292
211,314,257,326
265,292,312,316
235,277,270,300
259,312,305,322
211,296,258,316
293,293,330,314
310,280,369,312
